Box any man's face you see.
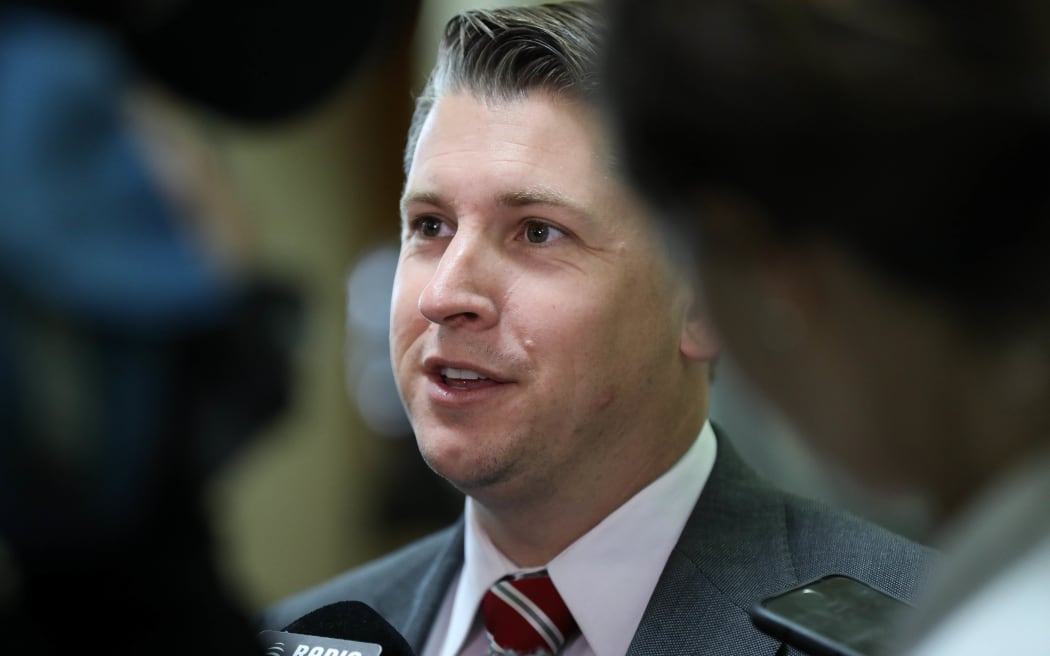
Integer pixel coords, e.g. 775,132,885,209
391,91,707,506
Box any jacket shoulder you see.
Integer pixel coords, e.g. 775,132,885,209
780,491,937,602
259,523,461,631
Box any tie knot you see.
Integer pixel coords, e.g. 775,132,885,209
481,571,579,656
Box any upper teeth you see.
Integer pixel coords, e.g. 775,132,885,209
442,367,488,380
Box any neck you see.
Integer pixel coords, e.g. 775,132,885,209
472,420,704,568
473,501,606,568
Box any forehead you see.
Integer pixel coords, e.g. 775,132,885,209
404,91,618,209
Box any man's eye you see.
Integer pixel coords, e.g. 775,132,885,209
414,216,447,238
522,220,566,244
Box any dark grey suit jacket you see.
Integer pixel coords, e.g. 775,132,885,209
262,430,936,655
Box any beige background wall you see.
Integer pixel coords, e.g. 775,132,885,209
200,22,416,610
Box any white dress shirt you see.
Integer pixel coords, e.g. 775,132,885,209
422,420,718,656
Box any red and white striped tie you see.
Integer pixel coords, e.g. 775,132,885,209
481,571,580,656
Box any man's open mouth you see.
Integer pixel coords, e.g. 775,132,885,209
440,366,495,390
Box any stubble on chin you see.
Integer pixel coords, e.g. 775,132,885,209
417,435,510,492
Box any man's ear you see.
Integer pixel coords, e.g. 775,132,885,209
679,289,720,362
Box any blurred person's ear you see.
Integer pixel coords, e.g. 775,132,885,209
690,188,818,353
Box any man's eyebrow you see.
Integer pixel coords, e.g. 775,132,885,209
400,188,591,219
497,188,591,219
399,190,445,217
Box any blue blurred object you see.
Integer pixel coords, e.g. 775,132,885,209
0,5,245,551
0,6,233,328
0,7,302,654
0,3,401,653
0,0,303,587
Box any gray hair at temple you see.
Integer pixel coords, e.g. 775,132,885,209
403,1,604,176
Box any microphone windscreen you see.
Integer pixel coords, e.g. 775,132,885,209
282,601,415,656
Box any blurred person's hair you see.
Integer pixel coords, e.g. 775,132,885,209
403,0,603,175
604,0,1050,335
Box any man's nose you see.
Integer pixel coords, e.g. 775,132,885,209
417,232,499,328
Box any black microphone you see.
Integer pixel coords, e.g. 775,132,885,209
258,601,415,656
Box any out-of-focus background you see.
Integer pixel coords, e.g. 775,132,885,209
199,0,933,615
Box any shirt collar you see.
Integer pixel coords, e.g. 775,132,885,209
445,420,717,656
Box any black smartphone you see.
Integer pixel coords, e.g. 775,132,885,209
749,574,913,656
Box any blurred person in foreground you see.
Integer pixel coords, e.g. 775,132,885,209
0,0,412,651
602,0,1050,653
262,3,934,654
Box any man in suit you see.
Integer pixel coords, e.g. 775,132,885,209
263,3,934,654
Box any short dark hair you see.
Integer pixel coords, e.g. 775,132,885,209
604,0,1050,329
403,1,603,175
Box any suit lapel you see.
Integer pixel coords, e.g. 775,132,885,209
381,519,466,653
628,427,796,655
